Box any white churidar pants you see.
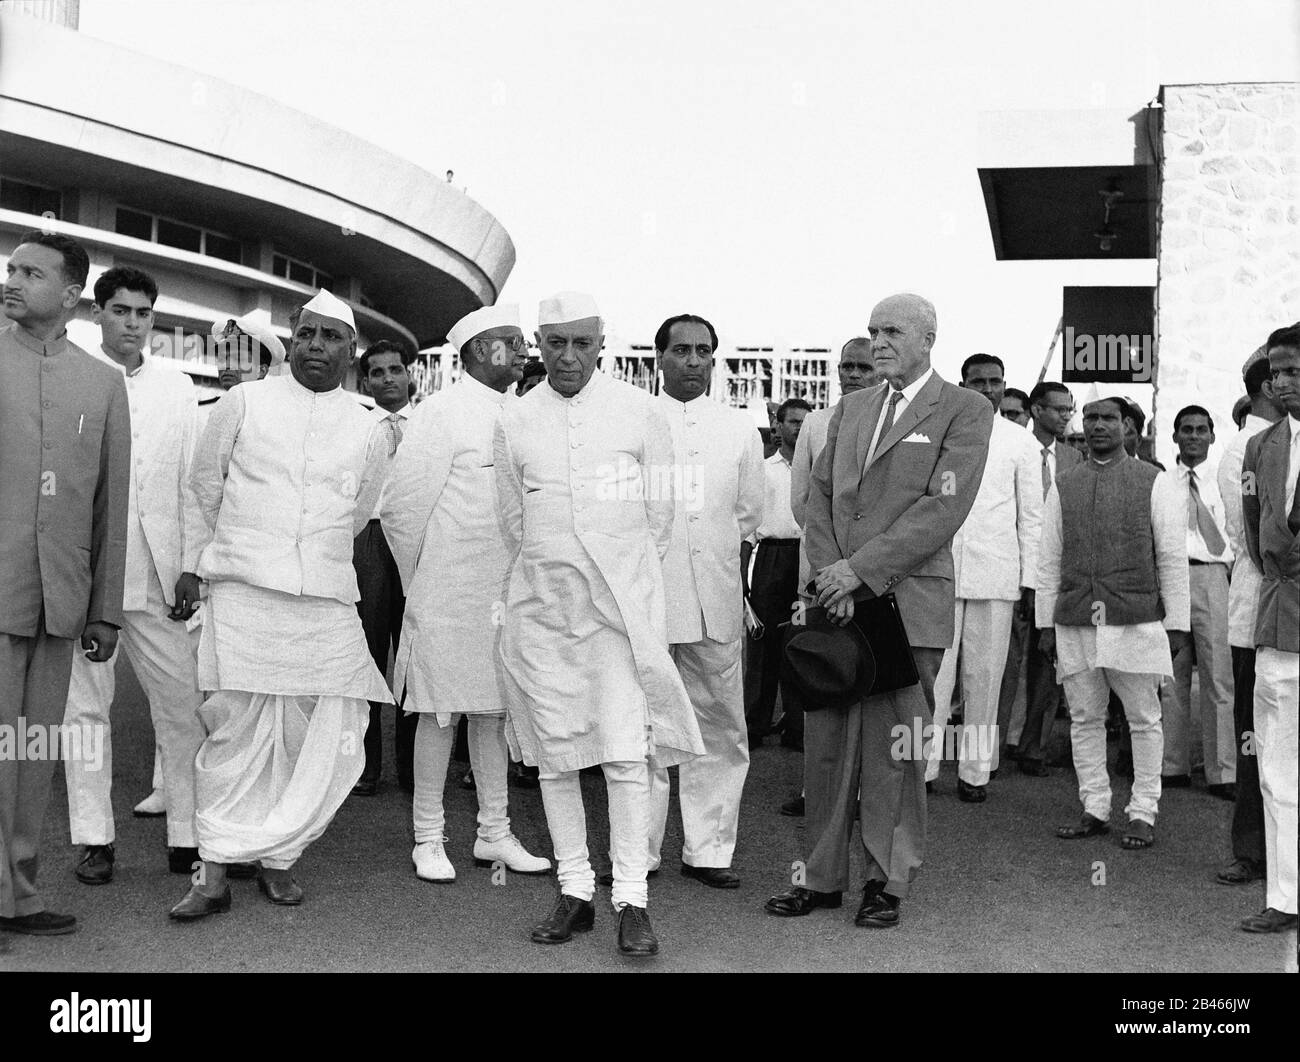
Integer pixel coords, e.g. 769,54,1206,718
62,569,204,847
925,598,1014,785
1254,647,1298,914
1062,668,1164,825
412,713,510,844
539,761,650,910
648,637,749,869
194,690,368,869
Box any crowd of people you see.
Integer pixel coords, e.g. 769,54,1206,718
1,227,1296,962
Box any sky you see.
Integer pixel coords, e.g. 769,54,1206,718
75,0,1300,392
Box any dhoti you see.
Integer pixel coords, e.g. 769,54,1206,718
193,582,391,867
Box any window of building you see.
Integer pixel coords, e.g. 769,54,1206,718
115,205,243,264
273,251,333,291
1,177,63,219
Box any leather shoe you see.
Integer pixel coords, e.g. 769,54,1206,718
617,905,659,956
351,777,378,797
855,880,901,928
1207,783,1238,802
1216,858,1265,886
227,862,259,880
257,871,304,906
169,886,231,922
1161,773,1191,788
531,893,595,943
681,863,740,889
74,844,115,885
0,910,78,935
956,779,987,804
780,795,805,817
1239,907,1299,933
1018,758,1049,777
764,886,842,916
168,847,200,875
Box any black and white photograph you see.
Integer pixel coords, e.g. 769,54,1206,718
0,0,1296,1034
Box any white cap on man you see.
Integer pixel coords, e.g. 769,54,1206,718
301,288,357,334
538,291,601,328
209,308,285,367
447,303,520,352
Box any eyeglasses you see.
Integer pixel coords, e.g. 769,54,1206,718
482,335,527,353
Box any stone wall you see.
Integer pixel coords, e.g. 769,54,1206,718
1155,82,1299,467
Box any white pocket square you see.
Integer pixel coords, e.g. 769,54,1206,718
903,433,930,443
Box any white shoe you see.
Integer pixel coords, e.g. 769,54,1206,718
132,790,166,817
412,841,455,883
473,834,552,875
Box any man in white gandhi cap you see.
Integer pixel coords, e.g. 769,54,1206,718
169,288,393,919
381,303,551,885
494,291,705,957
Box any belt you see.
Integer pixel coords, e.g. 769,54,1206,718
1188,558,1225,566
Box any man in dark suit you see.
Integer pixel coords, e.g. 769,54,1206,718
765,293,992,928
1001,381,1081,774
0,230,130,937
1238,323,1300,934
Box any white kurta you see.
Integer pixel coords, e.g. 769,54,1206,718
382,374,510,717
657,393,765,644
493,372,705,774
1036,465,1190,679
950,413,1042,600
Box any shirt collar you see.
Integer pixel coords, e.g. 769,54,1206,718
886,367,934,405
458,371,508,407
1289,415,1300,440
371,399,413,419
285,372,342,399
89,344,149,378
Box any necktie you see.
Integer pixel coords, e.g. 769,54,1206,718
1187,469,1227,556
385,413,404,456
1041,447,1053,499
878,389,904,441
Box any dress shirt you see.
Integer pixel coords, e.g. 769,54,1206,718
865,368,935,467
657,393,765,643
1035,434,1059,497
753,452,802,541
1219,414,1275,647
1287,415,1300,516
369,401,412,520
87,347,201,611
1172,457,1233,564
1037,461,1190,679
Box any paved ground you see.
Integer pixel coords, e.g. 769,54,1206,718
2,662,1295,974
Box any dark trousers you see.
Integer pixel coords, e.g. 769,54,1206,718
1230,646,1266,864
743,538,801,740
1014,621,1062,765
354,520,416,786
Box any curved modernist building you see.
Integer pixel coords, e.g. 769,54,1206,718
0,8,515,399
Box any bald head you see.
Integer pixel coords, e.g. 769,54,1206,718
868,293,937,389
838,336,878,394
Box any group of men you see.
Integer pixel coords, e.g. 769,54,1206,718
1,226,1296,961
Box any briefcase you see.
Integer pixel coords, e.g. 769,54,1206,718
849,593,919,695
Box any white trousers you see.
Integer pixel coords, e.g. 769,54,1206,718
412,713,510,845
1160,563,1236,783
540,761,650,910
1255,647,1298,914
649,637,749,868
925,598,1014,785
1063,668,1164,825
62,571,204,847
194,690,367,869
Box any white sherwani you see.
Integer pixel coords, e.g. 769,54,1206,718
383,374,510,718
186,373,392,867
927,414,1043,785
64,350,206,849
493,371,705,774
649,393,765,869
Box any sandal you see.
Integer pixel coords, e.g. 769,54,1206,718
1056,813,1109,839
1120,819,1155,849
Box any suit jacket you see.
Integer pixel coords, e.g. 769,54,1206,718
1242,417,1300,653
0,322,131,639
805,371,994,649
